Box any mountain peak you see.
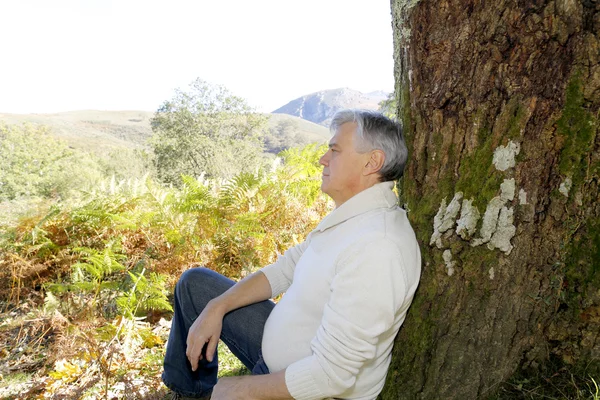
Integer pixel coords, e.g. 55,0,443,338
272,88,388,126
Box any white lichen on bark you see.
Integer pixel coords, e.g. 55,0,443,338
500,178,516,201
456,198,480,239
488,206,516,254
488,267,495,280
394,0,422,40
559,176,572,197
519,188,527,205
470,179,517,254
471,197,506,246
443,249,456,276
430,181,516,254
492,140,521,171
430,192,463,248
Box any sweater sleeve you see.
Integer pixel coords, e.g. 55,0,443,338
284,239,408,400
260,236,311,298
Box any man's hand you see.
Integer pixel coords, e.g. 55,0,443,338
186,301,226,371
184,270,273,372
212,371,293,400
212,376,248,400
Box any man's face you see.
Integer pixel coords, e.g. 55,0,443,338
319,122,371,207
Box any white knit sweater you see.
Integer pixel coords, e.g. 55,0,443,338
260,182,421,400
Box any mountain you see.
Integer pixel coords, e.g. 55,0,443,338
271,88,388,126
0,110,329,156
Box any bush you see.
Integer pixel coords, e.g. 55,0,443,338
0,123,105,200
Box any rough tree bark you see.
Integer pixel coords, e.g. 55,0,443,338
382,0,600,398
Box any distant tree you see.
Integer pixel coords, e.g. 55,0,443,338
98,148,155,181
150,79,268,185
378,92,397,119
0,123,104,200
264,119,314,154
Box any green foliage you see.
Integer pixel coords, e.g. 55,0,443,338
264,119,314,154
116,269,173,318
45,244,124,315
72,245,127,282
0,142,329,398
0,123,105,200
278,144,328,204
378,92,398,119
150,78,269,184
2,142,329,296
97,147,155,181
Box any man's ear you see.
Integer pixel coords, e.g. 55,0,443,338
364,150,385,176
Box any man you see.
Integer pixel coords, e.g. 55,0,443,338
162,109,421,400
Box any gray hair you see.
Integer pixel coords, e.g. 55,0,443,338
330,109,408,181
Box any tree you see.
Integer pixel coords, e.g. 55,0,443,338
150,79,268,185
0,123,104,200
383,0,599,398
378,92,397,119
98,148,155,181
264,119,314,154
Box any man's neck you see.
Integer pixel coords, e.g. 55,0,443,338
333,179,385,208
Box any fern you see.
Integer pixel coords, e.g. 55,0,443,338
72,246,126,280
116,269,172,319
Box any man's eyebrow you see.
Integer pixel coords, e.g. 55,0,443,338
328,142,340,149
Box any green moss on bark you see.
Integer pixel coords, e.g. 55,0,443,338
564,217,600,309
556,73,598,192
456,99,526,210
456,243,499,275
455,131,505,210
379,283,441,399
554,72,600,309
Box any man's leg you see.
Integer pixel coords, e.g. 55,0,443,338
162,267,274,398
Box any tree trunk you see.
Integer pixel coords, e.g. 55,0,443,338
383,0,600,398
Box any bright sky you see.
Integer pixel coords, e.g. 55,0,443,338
0,0,394,114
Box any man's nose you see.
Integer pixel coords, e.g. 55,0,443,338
319,151,329,166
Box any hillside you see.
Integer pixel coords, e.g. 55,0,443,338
0,110,153,155
271,88,388,126
0,111,330,156
265,113,330,154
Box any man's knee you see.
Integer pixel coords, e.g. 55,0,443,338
178,266,212,285
176,267,228,305
176,267,212,298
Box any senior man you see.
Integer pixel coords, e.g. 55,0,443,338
163,109,421,400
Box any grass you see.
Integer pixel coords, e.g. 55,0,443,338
0,372,35,399
217,340,250,377
488,358,600,400
590,377,600,400
0,300,252,399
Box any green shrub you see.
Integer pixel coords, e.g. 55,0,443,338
0,123,105,200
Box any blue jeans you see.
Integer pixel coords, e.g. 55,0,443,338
162,267,274,398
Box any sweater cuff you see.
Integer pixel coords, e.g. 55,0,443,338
285,356,324,400
260,263,290,297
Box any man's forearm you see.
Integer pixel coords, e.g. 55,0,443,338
213,369,293,400
209,270,273,314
